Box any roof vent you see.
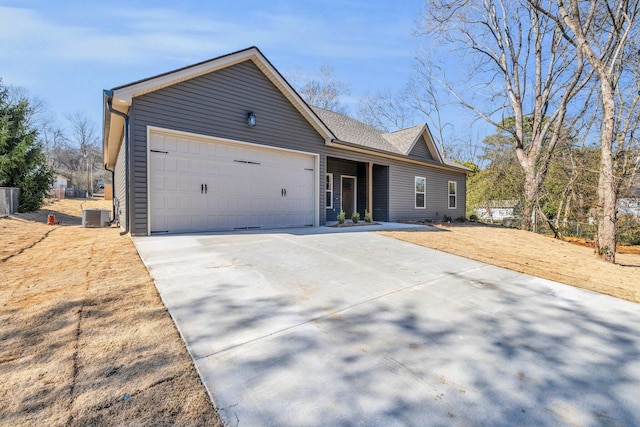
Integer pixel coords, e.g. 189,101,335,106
82,209,110,228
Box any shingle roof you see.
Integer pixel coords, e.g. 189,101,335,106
311,106,469,172
382,125,424,154
311,107,403,154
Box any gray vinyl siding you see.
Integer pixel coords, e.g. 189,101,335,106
408,136,434,161
389,163,466,221
128,60,327,235
372,165,389,221
114,137,127,230
325,146,466,222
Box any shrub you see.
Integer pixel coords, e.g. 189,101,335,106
364,209,372,223
337,210,346,224
456,216,466,223
352,212,360,223
618,218,640,245
442,214,452,223
469,214,478,222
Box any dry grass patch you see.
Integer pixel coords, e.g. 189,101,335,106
379,223,640,304
1,198,222,426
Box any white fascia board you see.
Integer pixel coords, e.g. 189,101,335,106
250,54,335,144
419,124,444,163
399,125,426,156
109,47,335,144
111,49,258,103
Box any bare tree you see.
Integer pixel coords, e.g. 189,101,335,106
530,0,640,263
357,89,415,131
65,112,102,193
357,62,460,158
420,0,594,231
287,65,351,114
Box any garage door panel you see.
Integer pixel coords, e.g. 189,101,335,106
190,159,201,174
150,131,315,233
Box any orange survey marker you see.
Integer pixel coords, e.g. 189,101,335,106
47,213,60,225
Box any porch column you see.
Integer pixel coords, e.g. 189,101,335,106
367,162,373,219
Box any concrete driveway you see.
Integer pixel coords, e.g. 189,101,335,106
133,226,640,426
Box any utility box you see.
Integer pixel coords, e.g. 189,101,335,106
0,187,20,215
82,209,111,227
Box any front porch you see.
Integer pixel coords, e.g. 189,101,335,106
326,157,389,222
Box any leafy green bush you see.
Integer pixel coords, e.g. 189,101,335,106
352,212,360,223
364,209,372,223
337,210,346,224
469,214,478,222
618,218,640,246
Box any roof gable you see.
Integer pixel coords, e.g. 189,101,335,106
382,125,423,153
400,125,443,163
312,107,454,168
103,47,334,168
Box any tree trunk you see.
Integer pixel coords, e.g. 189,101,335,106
555,198,564,229
595,80,617,263
521,167,539,231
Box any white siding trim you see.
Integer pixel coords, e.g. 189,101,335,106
415,176,426,209
340,175,357,215
326,173,333,209
448,181,458,209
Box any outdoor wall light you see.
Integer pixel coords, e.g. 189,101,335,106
247,111,256,127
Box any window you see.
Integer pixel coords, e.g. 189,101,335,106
448,181,457,209
326,173,333,209
415,176,426,209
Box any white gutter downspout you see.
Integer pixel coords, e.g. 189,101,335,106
104,89,131,236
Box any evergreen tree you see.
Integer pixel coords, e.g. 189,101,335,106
0,80,52,212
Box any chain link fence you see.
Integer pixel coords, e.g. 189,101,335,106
484,216,640,246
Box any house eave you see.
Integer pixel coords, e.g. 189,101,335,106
328,139,471,173
104,47,335,151
102,90,128,170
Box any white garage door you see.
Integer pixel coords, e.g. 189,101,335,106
149,130,316,233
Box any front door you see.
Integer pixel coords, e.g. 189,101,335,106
341,176,356,217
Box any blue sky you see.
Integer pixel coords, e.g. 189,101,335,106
0,0,483,151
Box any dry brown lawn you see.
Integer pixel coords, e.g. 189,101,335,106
0,198,222,426
3,200,638,426
380,223,640,304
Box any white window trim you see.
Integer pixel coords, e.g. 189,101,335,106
415,176,426,209
448,181,457,209
326,173,333,209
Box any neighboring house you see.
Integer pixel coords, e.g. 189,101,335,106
102,47,469,235
50,173,68,199
52,174,68,188
475,200,520,222
618,198,640,217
